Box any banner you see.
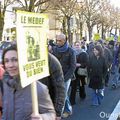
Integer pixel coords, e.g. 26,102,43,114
16,10,49,88
118,36,120,42
93,33,100,41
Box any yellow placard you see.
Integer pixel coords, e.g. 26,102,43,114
106,36,114,41
93,33,100,41
118,36,120,42
16,10,49,88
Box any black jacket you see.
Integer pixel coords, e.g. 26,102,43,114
88,54,107,89
77,51,89,68
53,46,76,81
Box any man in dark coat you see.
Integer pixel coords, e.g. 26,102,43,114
52,33,76,118
41,53,65,120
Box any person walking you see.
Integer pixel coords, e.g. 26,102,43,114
88,44,107,106
41,53,65,120
53,33,76,118
97,40,113,87
70,41,89,105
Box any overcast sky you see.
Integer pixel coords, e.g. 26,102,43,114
110,0,120,8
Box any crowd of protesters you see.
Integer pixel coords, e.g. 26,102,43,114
0,33,120,120
48,33,120,119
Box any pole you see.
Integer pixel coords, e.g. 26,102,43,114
31,81,41,120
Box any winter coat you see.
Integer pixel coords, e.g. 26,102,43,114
53,46,76,81
2,72,56,120
77,51,89,68
103,47,113,68
88,55,107,89
75,51,89,85
0,65,4,80
41,53,65,117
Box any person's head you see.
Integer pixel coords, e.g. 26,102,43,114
93,44,103,57
74,41,81,50
87,42,94,53
108,40,114,49
97,39,103,45
2,45,19,77
56,33,66,47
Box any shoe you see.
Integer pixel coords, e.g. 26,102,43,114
62,112,72,118
112,84,116,89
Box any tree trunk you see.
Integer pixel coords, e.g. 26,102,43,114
101,23,104,39
115,26,117,35
87,22,93,41
0,18,4,41
0,2,4,41
29,0,35,12
67,16,72,45
89,27,93,41
80,22,83,39
62,17,66,35
97,24,99,33
103,29,107,40
119,29,120,36
109,27,113,35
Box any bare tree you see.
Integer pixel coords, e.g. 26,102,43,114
97,0,116,39
16,0,51,12
82,0,101,41
51,0,78,44
0,0,52,40
113,7,120,35
77,2,86,39
0,0,16,40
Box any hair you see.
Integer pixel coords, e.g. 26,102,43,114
56,33,66,41
108,40,114,46
94,44,104,57
2,44,17,65
48,39,55,47
74,41,80,45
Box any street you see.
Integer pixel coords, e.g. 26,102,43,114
64,84,120,120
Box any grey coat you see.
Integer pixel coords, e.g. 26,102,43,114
41,53,65,117
2,72,56,120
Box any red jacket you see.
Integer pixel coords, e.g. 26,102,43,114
0,65,4,80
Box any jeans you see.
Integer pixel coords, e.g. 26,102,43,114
110,65,119,86
63,79,72,113
91,89,104,105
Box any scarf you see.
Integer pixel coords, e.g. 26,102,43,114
74,48,86,56
3,72,22,90
56,42,69,52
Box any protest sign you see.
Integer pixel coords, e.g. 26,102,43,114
16,10,49,88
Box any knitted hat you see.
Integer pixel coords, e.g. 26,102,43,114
98,39,103,44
